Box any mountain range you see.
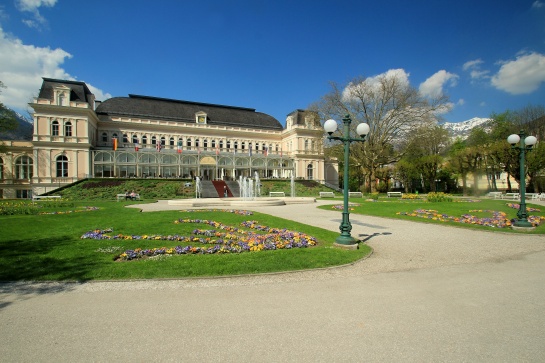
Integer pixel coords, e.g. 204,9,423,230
0,111,33,141
441,117,491,139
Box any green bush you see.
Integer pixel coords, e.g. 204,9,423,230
426,192,453,202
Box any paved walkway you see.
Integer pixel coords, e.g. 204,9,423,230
1,199,545,362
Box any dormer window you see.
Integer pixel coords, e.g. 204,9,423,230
53,85,71,106
196,112,207,124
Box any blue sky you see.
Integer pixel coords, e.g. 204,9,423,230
1,0,545,125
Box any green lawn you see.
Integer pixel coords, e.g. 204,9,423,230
0,200,371,281
318,197,545,234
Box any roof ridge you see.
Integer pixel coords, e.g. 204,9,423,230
128,94,256,112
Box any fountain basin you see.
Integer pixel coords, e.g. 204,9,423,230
167,197,316,208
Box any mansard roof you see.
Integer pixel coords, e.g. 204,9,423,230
38,78,94,103
96,94,283,130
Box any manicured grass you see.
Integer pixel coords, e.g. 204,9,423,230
319,197,545,234
0,200,371,281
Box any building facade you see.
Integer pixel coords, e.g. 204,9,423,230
0,78,339,198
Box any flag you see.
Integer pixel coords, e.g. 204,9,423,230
216,146,219,155
198,147,201,155
280,148,283,157
113,138,118,151
249,148,252,157
177,141,182,154
263,146,268,156
134,141,139,152
156,141,162,152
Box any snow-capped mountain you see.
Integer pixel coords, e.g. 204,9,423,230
15,112,32,124
441,117,491,139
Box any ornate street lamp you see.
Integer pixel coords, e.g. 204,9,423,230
507,130,538,228
324,114,370,248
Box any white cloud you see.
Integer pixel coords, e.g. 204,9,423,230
15,0,57,29
463,59,483,71
457,99,465,106
532,1,544,8
0,26,111,111
419,70,459,98
342,69,410,102
491,52,545,94
463,58,490,80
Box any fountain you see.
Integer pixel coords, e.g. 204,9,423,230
254,172,261,197
195,177,202,198
168,171,315,208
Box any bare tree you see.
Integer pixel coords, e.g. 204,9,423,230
311,71,450,192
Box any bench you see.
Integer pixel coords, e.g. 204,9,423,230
269,192,285,197
348,192,363,198
319,192,335,198
117,193,140,201
32,195,61,201
502,193,520,200
387,192,403,198
486,192,503,199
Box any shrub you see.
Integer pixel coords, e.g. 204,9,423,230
427,192,453,202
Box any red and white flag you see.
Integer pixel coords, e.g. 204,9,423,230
156,141,162,152
134,141,139,152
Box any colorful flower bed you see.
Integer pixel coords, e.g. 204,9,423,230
396,209,545,228
331,203,360,211
506,203,541,212
179,209,253,215
81,216,318,261
39,206,99,215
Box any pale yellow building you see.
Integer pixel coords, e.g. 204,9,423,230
0,78,339,198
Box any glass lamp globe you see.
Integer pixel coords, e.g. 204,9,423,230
525,135,537,147
507,134,520,145
324,119,338,134
356,123,370,137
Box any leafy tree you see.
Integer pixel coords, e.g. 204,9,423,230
0,81,19,153
0,81,18,133
311,71,450,192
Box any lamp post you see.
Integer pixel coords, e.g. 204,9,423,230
507,130,538,228
324,114,370,248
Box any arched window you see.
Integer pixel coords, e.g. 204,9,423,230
226,141,231,150
58,93,65,106
132,135,138,143
15,156,33,179
123,134,129,143
56,155,68,177
211,140,216,149
234,141,238,150
195,138,200,148
307,163,314,180
305,140,309,151
151,136,157,145
219,140,224,150
52,120,59,136
161,136,166,146
186,138,192,148
142,136,148,145
204,139,208,150
64,121,72,136
112,133,118,141
169,137,175,146
102,132,108,142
